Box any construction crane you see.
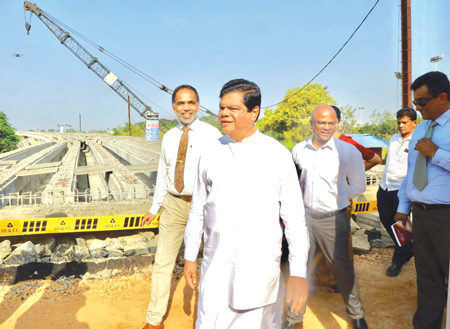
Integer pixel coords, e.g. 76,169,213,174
23,1,152,120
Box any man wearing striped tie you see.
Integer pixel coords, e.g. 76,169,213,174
394,71,450,329
141,85,222,329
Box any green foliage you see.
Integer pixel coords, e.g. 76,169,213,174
257,84,336,142
113,118,178,139
199,115,223,133
0,112,19,153
337,105,359,134
355,110,397,141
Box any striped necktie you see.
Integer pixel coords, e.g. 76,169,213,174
174,127,190,193
413,121,438,191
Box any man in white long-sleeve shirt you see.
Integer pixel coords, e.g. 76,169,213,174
184,79,309,329
283,105,368,329
141,85,222,329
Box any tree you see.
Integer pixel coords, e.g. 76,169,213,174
338,105,359,134
0,112,19,153
355,110,397,141
257,84,336,142
200,114,223,133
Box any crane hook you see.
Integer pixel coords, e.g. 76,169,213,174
25,23,31,35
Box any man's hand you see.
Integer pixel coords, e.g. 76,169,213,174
184,260,197,289
141,212,156,227
415,138,439,158
286,276,308,314
394,212,408,226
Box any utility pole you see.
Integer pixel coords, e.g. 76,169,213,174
401,0,412,108
79,114,81,132
128,95,131,137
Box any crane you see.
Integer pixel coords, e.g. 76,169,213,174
23,1,152,120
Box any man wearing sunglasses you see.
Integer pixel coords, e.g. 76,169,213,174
394,71,450,329
377,108,417,277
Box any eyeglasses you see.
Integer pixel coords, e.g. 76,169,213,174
412,97,434,107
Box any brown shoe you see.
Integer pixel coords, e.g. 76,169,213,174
142,323,164,329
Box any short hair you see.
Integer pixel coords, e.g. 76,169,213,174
396,107,417,121
410,71,450,99
331,105,341,122
172,84,199,104
219,79,261,121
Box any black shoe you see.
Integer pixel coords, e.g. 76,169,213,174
352,317,368,329
386,263,403,277
281,320,302,329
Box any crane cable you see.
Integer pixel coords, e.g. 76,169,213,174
41,11,216,117
262,0,380,109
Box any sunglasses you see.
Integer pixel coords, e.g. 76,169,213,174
412,97,434,107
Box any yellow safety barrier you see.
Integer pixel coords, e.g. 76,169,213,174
351,200,378,214
0,214,159,237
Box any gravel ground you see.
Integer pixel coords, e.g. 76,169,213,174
0,248,446,329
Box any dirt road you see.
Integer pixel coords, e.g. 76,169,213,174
0,249,442,329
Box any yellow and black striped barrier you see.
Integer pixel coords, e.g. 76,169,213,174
0,214,159,237
0,201,376,237
351,200,378,214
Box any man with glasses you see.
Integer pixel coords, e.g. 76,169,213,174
283,105,368,329
377,108,417,277
394,71,450,328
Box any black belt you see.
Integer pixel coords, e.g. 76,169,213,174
169,193,192,202
307,207,347,219
413,202,450,211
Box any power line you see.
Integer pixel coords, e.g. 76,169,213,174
262,0,380,109
42,11,216,117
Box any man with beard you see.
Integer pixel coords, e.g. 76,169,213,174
141,85,222,329
184,79,309,328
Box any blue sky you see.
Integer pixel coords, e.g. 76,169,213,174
1,0,449,132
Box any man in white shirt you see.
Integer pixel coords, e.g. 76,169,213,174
184,79,309,329
377,108,417,277
141,85,222,329
284,105,368,329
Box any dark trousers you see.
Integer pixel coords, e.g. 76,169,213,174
377,186,414,265
412,204,450,329
287,209,364,323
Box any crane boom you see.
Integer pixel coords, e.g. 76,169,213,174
24,1,152,119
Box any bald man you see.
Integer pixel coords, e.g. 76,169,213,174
283,105,369,329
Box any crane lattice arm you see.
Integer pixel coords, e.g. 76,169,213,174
24,1,152,119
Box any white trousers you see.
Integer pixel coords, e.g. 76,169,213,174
195,276,284,329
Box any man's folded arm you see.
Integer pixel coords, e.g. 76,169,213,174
431,148,450,172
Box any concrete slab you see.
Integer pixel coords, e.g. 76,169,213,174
16,167,58,177
25,162,61,170
75,164,114,175
125,163,158,173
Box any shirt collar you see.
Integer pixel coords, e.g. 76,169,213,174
305,135,336,151
223,128,260,144
396,132,412,143
177,118,200,131
435,108,450,127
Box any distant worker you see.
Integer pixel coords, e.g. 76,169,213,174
283,105,368,329
377,108,417,277
141,85,222,329
184,79,309,328
394,71,450,329
332,105,382,171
